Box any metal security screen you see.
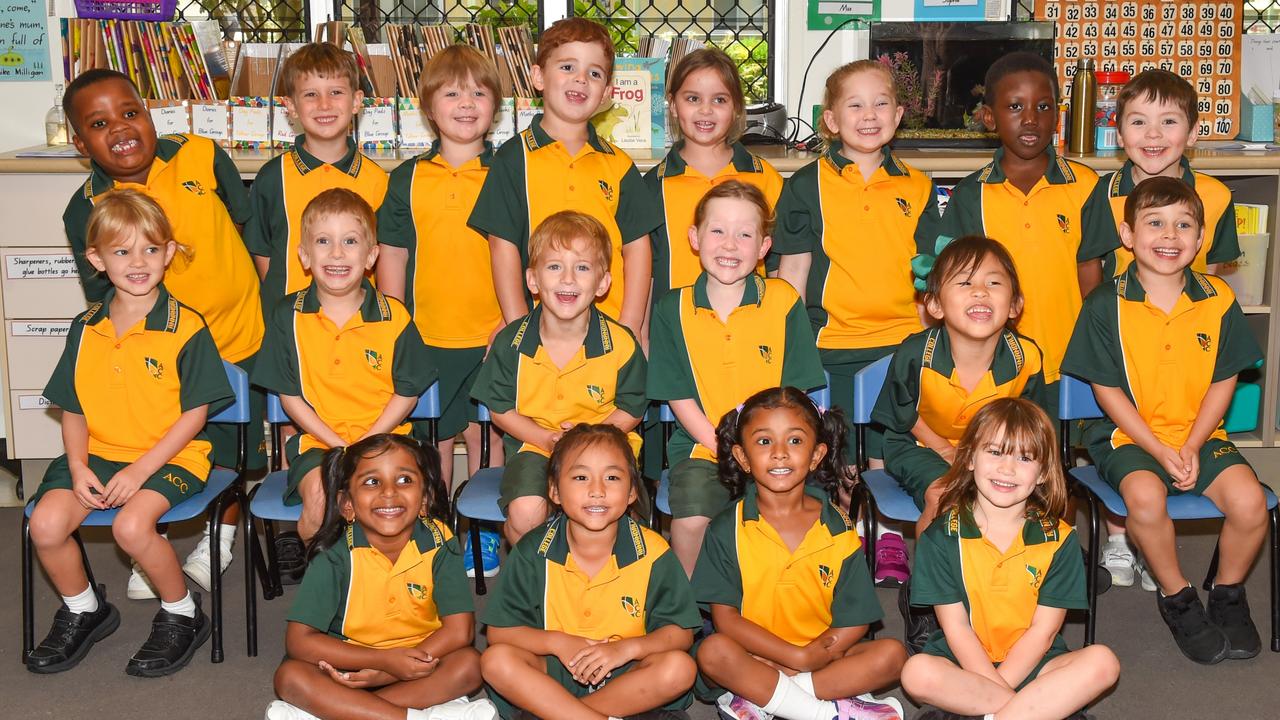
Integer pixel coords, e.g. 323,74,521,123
1246,0,1280,32
175,0,311,42
330,0,540,42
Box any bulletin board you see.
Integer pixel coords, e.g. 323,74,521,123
1035,1,1241,140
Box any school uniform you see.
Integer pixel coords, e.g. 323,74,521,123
467,115,662,321
873,327,1047,508
647,274,825,518
1062,267,1261,494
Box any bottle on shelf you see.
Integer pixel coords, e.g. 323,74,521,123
1067,58,1096,155
45,84,68,147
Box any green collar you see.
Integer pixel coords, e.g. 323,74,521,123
510,304,615,359
823,143,909,177
1115,263,1217,303
524,114,612,154
739,483,854,536
919,326,1029,386
978,146,1076,185
420,140,495,168
945,505,1061,544
288,135,362,177
79,284,181,333
84,134,188,198
691,272,765,310
346,517,447,553
534,513,650,568
659,141,762,178
1110,157,1195,196
293,279,394,321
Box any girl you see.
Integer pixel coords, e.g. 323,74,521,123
644,47,785,303
26,189,231,677
480,424,700,720
269,434,489,720
901,399,1120,720
693,387,907,720
771,59,943,585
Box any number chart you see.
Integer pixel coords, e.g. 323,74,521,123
1036,1,1241,140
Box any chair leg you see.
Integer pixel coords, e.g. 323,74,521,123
209,496,225,664
862,491,880,575
471,522,487,596
243,490,257,657
72,531,98,590
1202,540,1221,592
22,514,34,661
1085,493,1101,647
263,519,282,599
1270,506,1279,653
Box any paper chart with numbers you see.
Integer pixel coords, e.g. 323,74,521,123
1036,1,1241,140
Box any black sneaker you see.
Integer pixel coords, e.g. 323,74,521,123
1207,582,1261,659
1156,585,1229,664
25,585,120,674
125,592,212,677
899,578,939,656
275,531,306,585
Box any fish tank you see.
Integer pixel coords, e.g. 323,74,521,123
868,21,1056,148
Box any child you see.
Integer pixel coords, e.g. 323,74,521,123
480,424,700,719
694,386,907,720
26,190,232,676
472,211,647,547
245,42,389,306
1063,177,1267,665
252,189,436,544
268,434,492,720
926,52,1110,419
900,398,1120,720
647,181,825,576
644,47,785,301
61,68,264,594
469,17,660,336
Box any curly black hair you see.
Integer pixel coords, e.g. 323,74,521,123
982,51,1058,106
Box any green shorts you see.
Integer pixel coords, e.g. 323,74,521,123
283,435,328,507
921,631,1070,691
498,450,550,513
669,458,732,519
883,434,950,510
1092,438,1250,496
34,453,205,508
822,346,897,463
487,655,692,719
207,351,267,471
419,345,486,440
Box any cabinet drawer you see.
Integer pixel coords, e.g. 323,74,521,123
1,247,89,320
9,389,62,459
0,174,88,246
6,320,71,389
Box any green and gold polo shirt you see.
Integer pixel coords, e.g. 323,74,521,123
467,115,662,321
44,285,232,479
481,514,700,640
647,274,825,462
873,326,1047,446
642,142,784,299
252,279,435,453
1081,158,1240,278
912,506,1086,663
243,135,389,304
287,517,473,649
771,144,939,350
1062,266,1261,450
471,304,647,458
692,485,882,646
931,147,1106,383
377,141,501,349
62,133,263,363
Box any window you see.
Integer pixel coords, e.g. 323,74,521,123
330,0,540,39
175,0,310,42
1246,0,1280,32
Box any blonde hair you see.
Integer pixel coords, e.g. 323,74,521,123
667,48,746,145
528,211,611,270
86,188,190,261
300,188,377,245
820,59,898,144
692,180,773,238
278,42,361,98
417,44,502,135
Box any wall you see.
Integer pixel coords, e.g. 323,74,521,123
783,1,869,131
0,1,69,152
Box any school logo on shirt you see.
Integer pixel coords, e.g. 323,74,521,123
145,357,164,380
598,180,615,202
1196,333,1212,352
818,564,832,588
1056,214,1070,234
587,384,606,404
406,583,428,601
758,345,773,364
364,349,384,371
1025,564,1043,589
181,180,206,196
895,197,912,216
621,595,641,618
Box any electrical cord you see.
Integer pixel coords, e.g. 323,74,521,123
789,16,864,146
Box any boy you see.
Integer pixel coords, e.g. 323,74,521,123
1083,69,1240,280
61,68,263,598
244,42,389,307
377,44,505,578
1063,177,1267,665
252,189,435,542
928,52,1112,417
27,190,232,676
472,211,647,546
468,17,659,336
647,181,825,576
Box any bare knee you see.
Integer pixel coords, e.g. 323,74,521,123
504,498,548,542
695,632,743,676
862,638,908,680
647,650,697,690
111,507,159,552
480,643,525,686
1080,645,1121,688
1218,479,1267,527
1120,474,1168,522
274,658,312,701
900,653,945,698
28,499,75,549
449,646,484,692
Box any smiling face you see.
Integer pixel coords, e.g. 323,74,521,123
86,229,176,300
672,66,737,148
549,440,637,532
282,71,362,144
428,74,496,146
1120,200,1204,279
531,41,612,127
69,77,158,185
982,70,1057,161
822,68,903,162
969,425,1044,512
731,404,827,497
298,211,378,298
340,445,428,548
927,252,1019,342
525,236,611,321
1118,95,1196,181
690,196,771,288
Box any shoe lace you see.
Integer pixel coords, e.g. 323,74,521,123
1167,598,1216,638
1213,592,1252,627
1101,543,1134,565
877,545,907,565
137,619,189,654
40,612,85,650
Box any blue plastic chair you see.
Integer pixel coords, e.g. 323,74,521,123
1059,375,1280,651
451,403,505,595
21,360,253,664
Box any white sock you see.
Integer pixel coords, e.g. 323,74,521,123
984,715,997,720
405,710,429,720
216,522,236,552
1107,532,1127,543
875,520,897,539
791,671,816,695
160,591,197,618
761,670,835,720
64,585,99,614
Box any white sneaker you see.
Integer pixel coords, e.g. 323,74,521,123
422,697,498,720
1100,535,1136,587
126,562,159,600
183,533,233,592
1136,554,1157,592
264,700,320,720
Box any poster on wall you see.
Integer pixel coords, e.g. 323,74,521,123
0,0,50,81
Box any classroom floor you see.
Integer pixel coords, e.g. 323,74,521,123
2,509,1277,720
